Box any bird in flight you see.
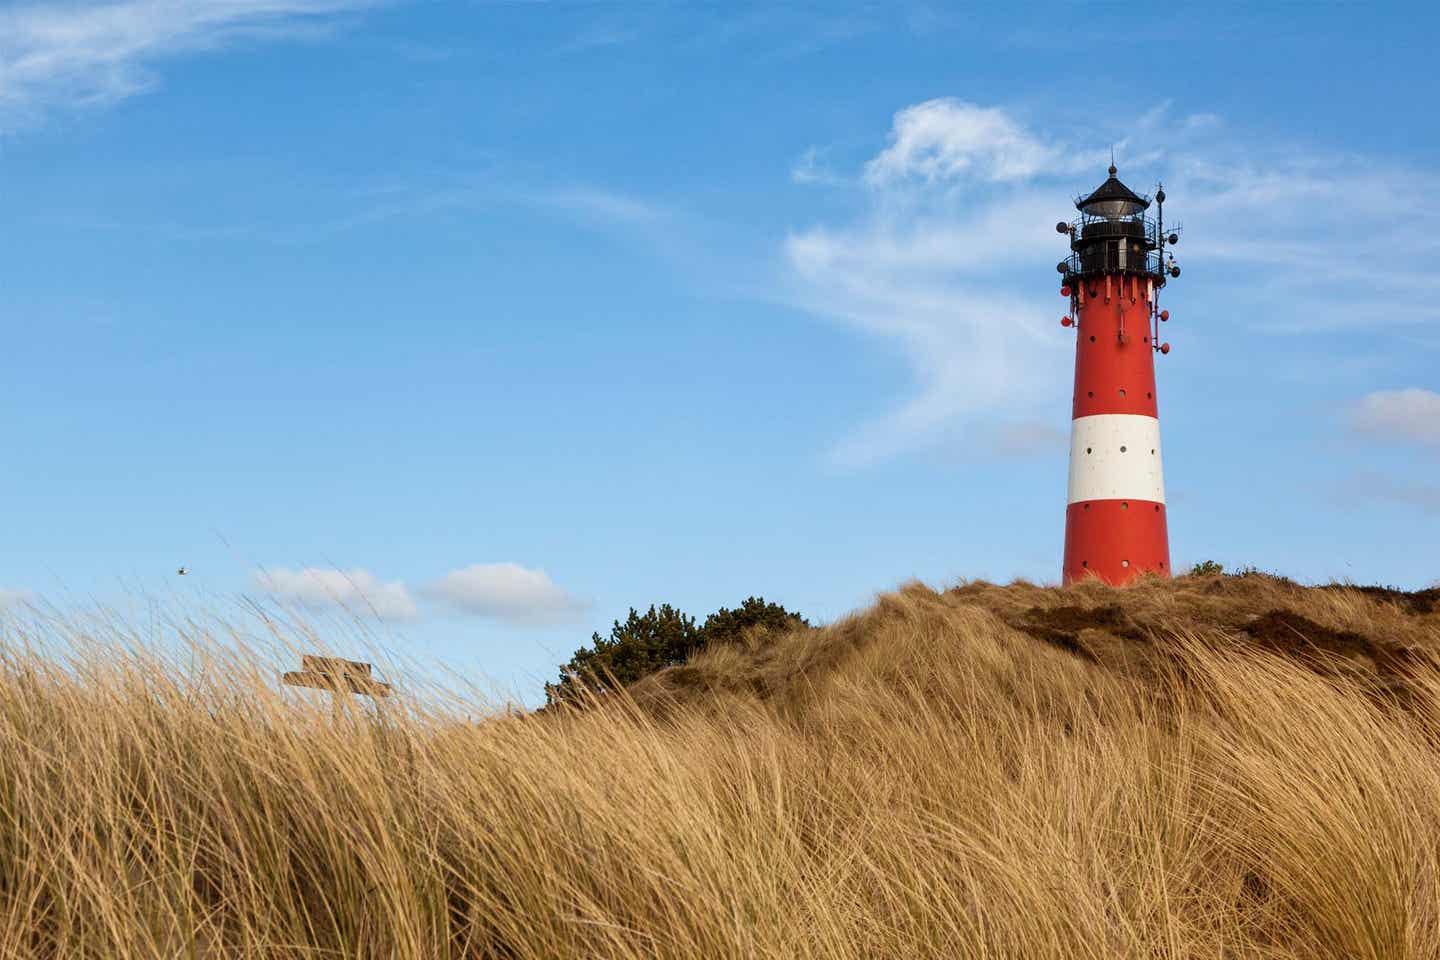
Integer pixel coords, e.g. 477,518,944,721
177,566,188,576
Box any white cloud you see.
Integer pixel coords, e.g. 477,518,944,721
0,0,378,127
423,563,588,626
1347,388,1440,448
254,567,418,621
863,98,1107,186
786,103,1078,465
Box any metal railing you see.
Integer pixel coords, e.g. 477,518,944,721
1065,212,1162,246
1076,218,1150,243
1061,249,1166,280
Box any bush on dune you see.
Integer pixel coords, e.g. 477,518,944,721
544,597,809,707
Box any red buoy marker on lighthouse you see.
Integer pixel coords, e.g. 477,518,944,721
1057,165,1182,585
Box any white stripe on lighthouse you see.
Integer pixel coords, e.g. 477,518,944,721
1067,414,1165,504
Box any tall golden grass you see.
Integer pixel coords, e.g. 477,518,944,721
1,574,1438,958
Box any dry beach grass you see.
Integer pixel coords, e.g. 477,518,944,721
1,572,1438,958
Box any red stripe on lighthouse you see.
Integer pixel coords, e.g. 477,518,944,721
1071,307,1159,420
1063,501,1170,584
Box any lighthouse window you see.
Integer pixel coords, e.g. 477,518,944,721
1121,560,1130,568
1118,388,1126,398
1089,335,1096,343
1086,447,1092,454
1120,445,1127,453
1121,502,1128,509
1087,391,1094,398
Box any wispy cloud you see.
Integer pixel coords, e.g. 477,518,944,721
254,566,419,621
529,187,663,226
1347,388,1440,449
35,176,667,247
0,0,380,128
783,245,1064,467
423,563,589,627
785,99,1440,466
791,146,844,186
785,100,1088,466
1176,155,1440,300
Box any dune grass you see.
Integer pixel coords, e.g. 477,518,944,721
0,574,1437,958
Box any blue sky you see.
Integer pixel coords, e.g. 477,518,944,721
1,1,1437,705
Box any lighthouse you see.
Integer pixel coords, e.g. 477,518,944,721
1056,164,1181,585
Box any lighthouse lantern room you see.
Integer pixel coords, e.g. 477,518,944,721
1056,164,1182,585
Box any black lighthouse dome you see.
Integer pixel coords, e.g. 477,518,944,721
1076,164,1150,219
1056,164,1173,284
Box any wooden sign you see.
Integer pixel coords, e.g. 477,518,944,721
283,654,392,698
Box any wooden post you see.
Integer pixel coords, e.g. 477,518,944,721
283,655,392,720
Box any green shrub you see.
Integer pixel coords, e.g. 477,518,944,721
701,596,810,649
1190,560,1224,577
545,597,808,707
544,604,699,706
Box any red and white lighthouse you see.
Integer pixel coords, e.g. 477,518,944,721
1056,165,1181,585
